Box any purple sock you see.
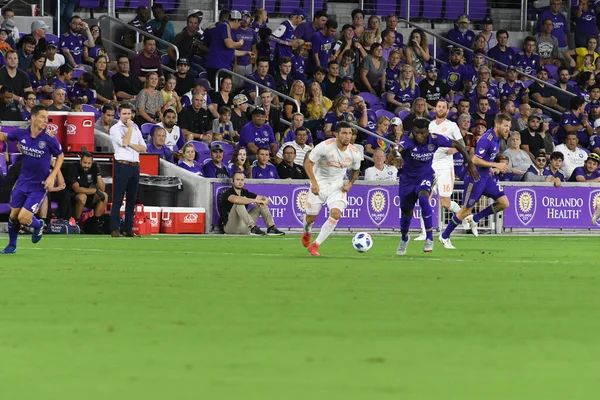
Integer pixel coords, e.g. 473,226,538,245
400,213,412,241
418,195,434,241
8,218,19,247
442,215,462,240
27,216,42,230
473,203,499,223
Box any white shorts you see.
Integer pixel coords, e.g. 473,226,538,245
435,168,455,197
306,184,347,215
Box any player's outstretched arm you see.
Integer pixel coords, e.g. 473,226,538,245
451,140,479,180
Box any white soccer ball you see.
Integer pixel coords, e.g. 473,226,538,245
352,232,373,252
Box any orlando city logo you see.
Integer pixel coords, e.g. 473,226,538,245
515,188,536,226
292,186,310,225
589,190,600,226
367,188,390,226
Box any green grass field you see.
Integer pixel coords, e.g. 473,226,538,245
0,234,599,399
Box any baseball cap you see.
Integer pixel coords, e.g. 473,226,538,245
507,65,517,72
535,150,547,159
0,27,10,34
195,78,213,91
537,66,548,74
211,144,224,152
594,119,600,129
1,19,15,31
390,117,402,126
47,40,58,48
188,9,203,18
233,94,248,106
473,51,485,58
241,10,251,17
341,75,354,82
425,64,438,72
591,99,600,109
291,8,309,19
528,114,541,122
450,46,463,54
457,15,470,24
587,152,600,163
31,20,49,31
482,16,493,25
252,106,266,115
177,58,190,66
474,119,487,128
229,10,242,20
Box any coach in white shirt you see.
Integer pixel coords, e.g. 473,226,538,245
109,103,146,237
275,126,311,166
364,149,398,181
554,132,588,179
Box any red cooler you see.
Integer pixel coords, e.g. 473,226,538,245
66,112,95,152
47,111,68,149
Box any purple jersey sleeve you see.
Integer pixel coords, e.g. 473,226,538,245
434,134,453,149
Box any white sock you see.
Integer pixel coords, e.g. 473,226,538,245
419,215,426,235
303,215,313,233
315,217,338,245
449,201,461,214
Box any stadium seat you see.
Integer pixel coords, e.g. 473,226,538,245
398,110,410,120
181,96,190,108
423,0,443,20
7,141,19,153
469,0,488,21
81,103,100,119
544,64,558,80
115,0,127,10
445,1,465,21
398,0,421,19
454,94,463,103
375,109,395,120
428,111,436,119
10,153,21,165
77,0,101,9
189,140,210,162
45,33,59,44
141,123,156,140
160,54,170,66
72,69,84,79
360,92,385,111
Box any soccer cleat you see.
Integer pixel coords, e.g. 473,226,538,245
464,215,479,237
302,232,311,248
396,236,409,256
308,242,320,256
0,245,16,254
31,220,45,244
423,239,434,253
414,233,427,241
438,234,456,249
250,225,266,236
267,226,285,236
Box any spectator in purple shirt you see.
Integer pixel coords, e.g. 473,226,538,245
205,10,244,84
245,57,276,102
306,19,338,75
238,107,278,157
251,147,279,179
447,15,476,63
146,127,174,163
573,0,599,48
536,0,569,49
60,15,95,70
131,37,163,83
202,144,231,178
177,143,204,176
295,10,328,44
234,10,258,83
384,15,405,58
569,152,600,181
515,36,541,79
68,72,96,105
487,30,516,79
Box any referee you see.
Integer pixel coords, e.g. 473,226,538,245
109,102,146,237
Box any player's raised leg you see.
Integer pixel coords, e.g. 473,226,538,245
397,192,416,255
418,190,435,252
309,207,343,256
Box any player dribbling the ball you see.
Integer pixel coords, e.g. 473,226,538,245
302,122,363,256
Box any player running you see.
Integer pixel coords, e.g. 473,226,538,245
0,105,64,254
302,122,363,256
439,113,512,249
396,118,476,255
415,99,465,241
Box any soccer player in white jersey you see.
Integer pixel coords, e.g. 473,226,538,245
302,122,363,256
415,99,466,241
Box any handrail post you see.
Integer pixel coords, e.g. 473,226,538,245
465,0,469,15
520,0,527,31
433,36,437,61
407,0,411,23
311,0,315,18
214,0,218,25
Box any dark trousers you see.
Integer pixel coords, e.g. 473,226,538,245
110,162,140,232
50,190,71,220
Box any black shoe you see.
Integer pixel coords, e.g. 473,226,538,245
250,226,266,236
124,230,141,237
111,230,122,237
267,226,285,236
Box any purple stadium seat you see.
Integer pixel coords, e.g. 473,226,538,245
0,156,6,176
360,92,380,107
160,54,170,66
115,0,127,10
398,0,421,20
544,64,558,80
141,123,156,140
468,0,487,21
190,140,210,162
161,1,179,11
72,69,84,79
445,1,465,21
428,110,436,119
454,94,463,103
398,110,410,120
128,0,149,9
45,33,59,44
181,96,190,108
10,153,21,165
523,80,534,88
7,141,19,153
423,0,442,20
77,0,101,9
81,103,100,120
375,109,395,120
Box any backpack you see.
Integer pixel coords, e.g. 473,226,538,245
83,214,112,234
47,219,81,234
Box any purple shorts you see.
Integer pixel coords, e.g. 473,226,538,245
398,175,434,212
463,175,505,208
9,187,47,214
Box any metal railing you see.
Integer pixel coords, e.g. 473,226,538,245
398,19,577,102
215,68,301,113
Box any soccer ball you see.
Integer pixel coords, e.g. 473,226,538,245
352,232,373,252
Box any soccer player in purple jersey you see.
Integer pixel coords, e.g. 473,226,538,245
0,105,64,254
395,118,476,255
439,114,512,248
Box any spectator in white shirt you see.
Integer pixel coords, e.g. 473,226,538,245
157,108,185,151
275,126,311,166
554,132,589,179
364,148,398,181
45,41,66,72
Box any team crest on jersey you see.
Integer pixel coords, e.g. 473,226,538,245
263,131,269,136
292,186,310,225
428,144,435,151
589,190,600,225
367,188,390,226
87,174,93,182
515,188,536,225
38,141,46,149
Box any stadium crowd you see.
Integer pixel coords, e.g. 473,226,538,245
2,2,600,231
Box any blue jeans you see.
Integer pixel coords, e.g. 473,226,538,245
110,162,140,232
